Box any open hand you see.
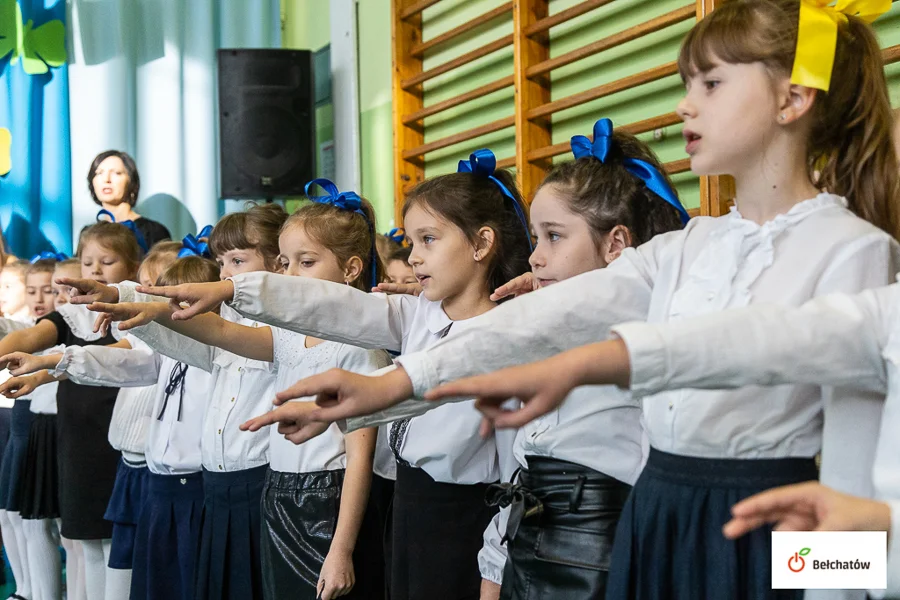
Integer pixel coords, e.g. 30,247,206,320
54,277,120,305
723,482,892,539
0,373,46,399
489,272,537,302
241,401,330,445
137,280,234,320
0,352,52,376
371,282,422,296
87,301,168,332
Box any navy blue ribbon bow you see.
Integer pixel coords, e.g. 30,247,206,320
386,227,406,245
96,209,149,252
458,149,533,252
304,178,378,289
30,251,68,263
178,233,211,259
571,119,691,225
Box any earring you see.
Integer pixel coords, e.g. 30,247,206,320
473,251,480,262
779,114,787,121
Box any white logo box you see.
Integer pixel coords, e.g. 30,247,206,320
772,531,887,590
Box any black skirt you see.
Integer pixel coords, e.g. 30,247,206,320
606,449,818,600
18,413,59,520
260,468,383,600
0,400,33,511
104,457,150,569
56,379,119,539
496,456,632,600
391,463,497,600
194,464,267,600
130,471,204,600
0,406,13,471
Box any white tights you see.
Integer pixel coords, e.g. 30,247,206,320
0,509,31,599
61,536,85,600
80,539,129,600
21,518,60,600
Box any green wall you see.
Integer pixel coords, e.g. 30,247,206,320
286,0,900,224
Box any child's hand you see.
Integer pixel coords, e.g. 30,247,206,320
481,579,501,600
317,548,355,600
241,401,331,445
137,280,234,321
1,352,50,376
425,356,576,432
723,482,892,539
54,277,119,305
371,282,422,296
276,367,413,425
87,301,169,332
489,272,538,302
0,373,44,399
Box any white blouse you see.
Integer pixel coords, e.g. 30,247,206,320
387,195,897,507
229,273,518,486
26,345,64,414
54,342,209,475
116,282,277,473
610,283,900,599
268,327,391,474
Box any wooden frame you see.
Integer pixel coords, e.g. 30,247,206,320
391,0,900,224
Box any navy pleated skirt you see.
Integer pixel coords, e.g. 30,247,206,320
104,457,150,569
0,400,33,511
130,471,204,600
606,449,818,600
0,406,12,473
194,464,267,600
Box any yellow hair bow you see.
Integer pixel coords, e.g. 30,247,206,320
792,0,890,92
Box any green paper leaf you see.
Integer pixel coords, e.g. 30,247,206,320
0,0,19,63
799,548,811,556
22,18,66,74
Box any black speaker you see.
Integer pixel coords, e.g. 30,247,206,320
217,49,316,199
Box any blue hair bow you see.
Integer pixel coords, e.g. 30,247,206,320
96,209,149,252
198,225,213,240
386,227,406,245
304,178,378,289
571,119,691,225
30,251,68,263
458,149,533,252
178,233,211,259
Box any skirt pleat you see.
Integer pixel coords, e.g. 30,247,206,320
130,471,204,600
104,457,150,569
606,449,818,600
193,464,266,600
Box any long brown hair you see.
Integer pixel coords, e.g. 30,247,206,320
403,169,532,297
284,198,385,292
679,0,900,239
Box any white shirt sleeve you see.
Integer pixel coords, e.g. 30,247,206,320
229,272,414,352
478,509,509,585
612,285,896,397
0,317,30,339
52,344,162,387
393,239,662,398
128,321,216,373
812,235,900,503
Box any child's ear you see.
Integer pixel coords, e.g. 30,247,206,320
473,227,497,262
603,225,633,264
343,256,364,284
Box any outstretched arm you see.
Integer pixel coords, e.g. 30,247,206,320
141,272,414,352
0,321,61,369
90,301,274,363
